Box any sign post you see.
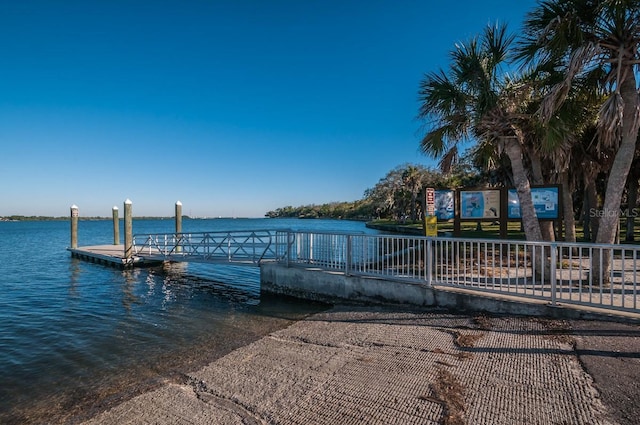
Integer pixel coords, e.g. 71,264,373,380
424,188,437,237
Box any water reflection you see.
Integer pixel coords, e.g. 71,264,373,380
121,269,141,312
68,257,81,298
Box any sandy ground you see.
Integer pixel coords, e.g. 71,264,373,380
78,306,639,425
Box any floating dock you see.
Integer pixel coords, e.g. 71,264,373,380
68,245,164,269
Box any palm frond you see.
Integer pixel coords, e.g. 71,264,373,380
540,41,600,121
417,70,470,118
539,114,574,165
419,127,454,159
597,91,624,150
437,146,459,174
483,22,515,68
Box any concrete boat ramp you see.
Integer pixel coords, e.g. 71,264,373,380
79,306,638,425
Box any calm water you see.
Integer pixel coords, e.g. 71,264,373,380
0,218,375,424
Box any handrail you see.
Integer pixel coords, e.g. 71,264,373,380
278,231,640,314
131,229,281,265
128,228,640,314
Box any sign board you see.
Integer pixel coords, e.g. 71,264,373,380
507,187,560,220
425,215,438,237
460,190,501,219
435,190,454,220
425,188,435,216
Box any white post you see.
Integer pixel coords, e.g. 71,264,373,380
124,199,133,259
175,201,182,253
112,206,119,245
70,205,79,249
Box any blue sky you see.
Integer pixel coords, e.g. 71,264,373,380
0,0,538,217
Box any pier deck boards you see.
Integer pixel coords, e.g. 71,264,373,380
68,245,164,268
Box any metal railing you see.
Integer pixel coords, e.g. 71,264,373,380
132,230,279,265
128,228,640,313
276,231,640,314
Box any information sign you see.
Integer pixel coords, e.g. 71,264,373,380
425,215,437,237
425,188,435,216
507,187,560,219
435,190,454,220
460,190,501,219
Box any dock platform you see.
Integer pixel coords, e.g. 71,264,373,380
68,245,164,269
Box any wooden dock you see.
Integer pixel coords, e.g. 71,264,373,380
68,245,164,269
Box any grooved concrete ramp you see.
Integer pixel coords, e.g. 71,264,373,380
82,307,621,425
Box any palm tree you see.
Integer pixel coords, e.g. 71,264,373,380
522,60,603,243
518,0,640,250
418,23,545,241
625,154,640,241
518,0,640,283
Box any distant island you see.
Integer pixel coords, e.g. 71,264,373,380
1,215,71,222
265,200,372,220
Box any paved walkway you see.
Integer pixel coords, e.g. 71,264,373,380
81,306,639,425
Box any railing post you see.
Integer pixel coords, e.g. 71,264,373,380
345,235,352,276
426,237,433,286
550,242,557,306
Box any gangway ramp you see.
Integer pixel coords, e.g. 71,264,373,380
69,230,287,268
133,229,283,265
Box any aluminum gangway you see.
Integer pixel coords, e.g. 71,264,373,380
131,229,287,266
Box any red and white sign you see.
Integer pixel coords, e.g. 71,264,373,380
425,188,435,216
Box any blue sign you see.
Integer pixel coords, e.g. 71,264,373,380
435,190,454,220
460,190,501,219
508,187,559,219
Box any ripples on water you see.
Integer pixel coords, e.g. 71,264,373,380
0,218,371,424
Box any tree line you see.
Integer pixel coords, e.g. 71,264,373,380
265,159,484,221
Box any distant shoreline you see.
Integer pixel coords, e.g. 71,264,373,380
0,216,240,222
0,216,369,222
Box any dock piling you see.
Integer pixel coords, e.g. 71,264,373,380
112,206,120,245
175,201,182,233
70,205,79,249
124,199,133,259
175,201,182,253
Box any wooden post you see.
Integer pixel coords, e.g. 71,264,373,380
112,206,120,245
70,204,79,249
453,190,461,237
500,188,508,239
124,199,133,259
421,189,427,235
175,201,182,233
175,201,182,253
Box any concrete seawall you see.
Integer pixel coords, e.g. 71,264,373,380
260,263,639,322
